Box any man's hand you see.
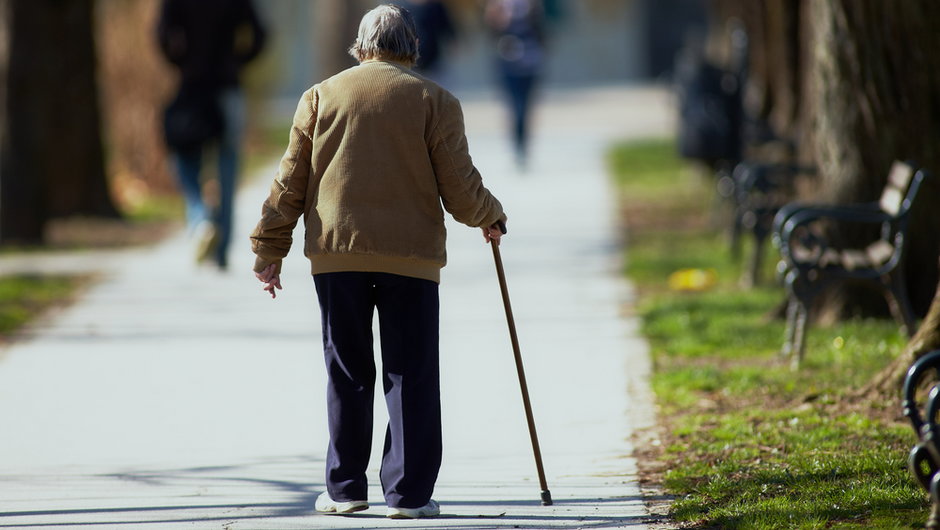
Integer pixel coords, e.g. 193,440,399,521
481,222,506,245
255,263,282,299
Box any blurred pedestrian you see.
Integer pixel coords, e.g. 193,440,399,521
157,0,266,270
484,0,545,168
395,0,456,82
249,4,506,519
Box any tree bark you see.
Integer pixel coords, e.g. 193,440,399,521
806,0,940,320
1,0,47,243
711,0,940,318
756,0,803,142
0,0,118,245
706,0,806,158
318,0,363,78
710,1,940,392
97,0,176,202
864,260,940,399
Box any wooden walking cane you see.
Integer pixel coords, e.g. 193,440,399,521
490,222,553,506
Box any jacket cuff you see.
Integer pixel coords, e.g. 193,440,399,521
253,256,282,275
483,212,507,228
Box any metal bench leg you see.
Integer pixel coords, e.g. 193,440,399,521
930,472,940,529
782,296,799,359
743,231,767,288
782,294,811,370
782,271,817,370
883,271,917,337
729,210,743,260
911,443,936,491
790,300,810,371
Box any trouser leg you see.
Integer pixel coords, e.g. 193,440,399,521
314,272,377,502
214,89,244,269
374,273,442,509
172,148,207,230
503,73,536,159
214,141,235,268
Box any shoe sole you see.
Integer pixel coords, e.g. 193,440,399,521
386,508,440,519
319,502,369,515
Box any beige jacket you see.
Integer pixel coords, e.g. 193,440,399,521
249,60,506,283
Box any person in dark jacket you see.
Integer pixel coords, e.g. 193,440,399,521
157,0,266,270
396,0,456,82
485,0,545,169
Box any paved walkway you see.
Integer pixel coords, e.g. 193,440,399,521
0,84,672,529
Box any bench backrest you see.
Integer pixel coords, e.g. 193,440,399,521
880,161,915,216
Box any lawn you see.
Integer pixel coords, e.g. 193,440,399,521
608,138,928,529
0,275,86,339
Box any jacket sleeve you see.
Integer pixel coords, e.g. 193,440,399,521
429,94,507,229
249,88,317,273
235,0,267,66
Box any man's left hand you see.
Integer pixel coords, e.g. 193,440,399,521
255,263,282,299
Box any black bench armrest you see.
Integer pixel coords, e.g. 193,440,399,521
776,205,893,267
772,201,882,249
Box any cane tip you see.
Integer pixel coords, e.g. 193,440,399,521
540,490,553,506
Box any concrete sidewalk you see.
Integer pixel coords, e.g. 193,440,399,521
0,84,673,529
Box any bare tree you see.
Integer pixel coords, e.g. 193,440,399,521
0,0,118,245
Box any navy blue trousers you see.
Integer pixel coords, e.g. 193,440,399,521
500,72,536,158
313,271,442,509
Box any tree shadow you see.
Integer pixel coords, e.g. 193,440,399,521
0,456,652,528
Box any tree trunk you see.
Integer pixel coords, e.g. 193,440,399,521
864,260,940,399
318,0,364,78
96,0,176,203
0,0,118,245
711,0,803,137
705,0,808,168
806,0,940,321
1,0,47,243
711,1,940,393
803,0,940,395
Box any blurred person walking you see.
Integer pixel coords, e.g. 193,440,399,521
157,0,266,270
249,4,506,519
395,0,456,82
485,0,545,168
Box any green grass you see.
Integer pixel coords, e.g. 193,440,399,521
608,138,928,529
122,194,185,224
243,118,292,178
607,138,688,191
0,275,84,336
607,138,707,207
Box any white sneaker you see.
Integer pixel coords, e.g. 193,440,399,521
386,499,440,519
192,221,217,264
314,491,368,514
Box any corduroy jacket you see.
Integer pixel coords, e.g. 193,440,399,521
250,60,506,283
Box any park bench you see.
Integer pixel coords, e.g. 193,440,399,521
772,160,927,368
724,159,811,286
674,33,744,171
903,350,940,529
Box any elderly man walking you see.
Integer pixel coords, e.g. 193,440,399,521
250,4,506,519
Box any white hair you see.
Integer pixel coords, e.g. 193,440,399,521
348,4,420,66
